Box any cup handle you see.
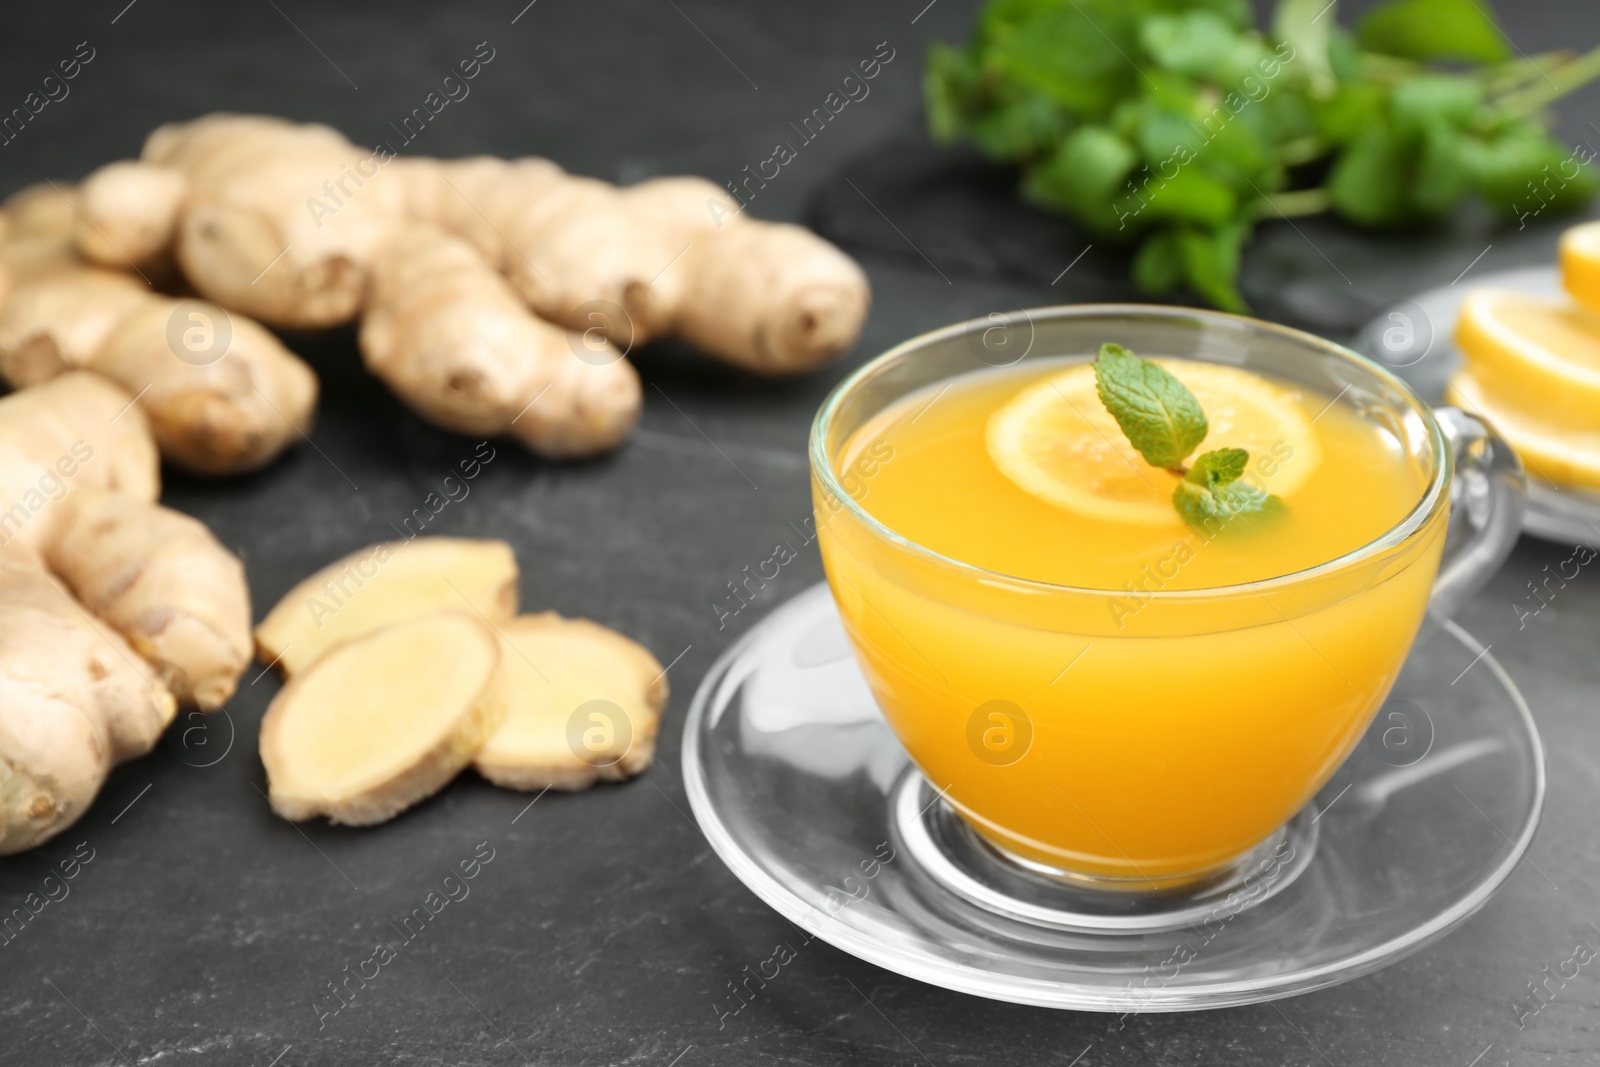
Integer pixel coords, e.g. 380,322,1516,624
1428,406,1526,619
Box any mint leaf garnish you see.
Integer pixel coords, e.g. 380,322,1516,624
1174,480,1285,530
1092,345,1283,528
1186,447,1249,489
1174,449,1278,529
1092,343,1208,470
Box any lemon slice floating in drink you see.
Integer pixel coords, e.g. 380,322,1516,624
985,361,1322,525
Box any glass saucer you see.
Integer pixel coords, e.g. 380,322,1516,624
683,583,1544,1011
1357,265,1600,547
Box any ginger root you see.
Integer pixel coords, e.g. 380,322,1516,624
0,183,81,304
360,226,639,457
254,537,518,676
67,113,869,459
397,159,870,373
0,373,252,709
0,371,159,519
74,122,641,454
473,613,666,791
0,547,176,855
465,172,872,374
0,187,318,476
259,611,506,825
47,488,251,709
73,160,188,273
0,373,252,853
79,116,870,371
13,114,869,466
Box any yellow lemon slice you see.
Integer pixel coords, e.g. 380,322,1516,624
1455,288,1600,433
1446,370,1600,491
1560,220,1600,313
986,361,1322,526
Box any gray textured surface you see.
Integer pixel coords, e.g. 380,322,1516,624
1,2,1598,1065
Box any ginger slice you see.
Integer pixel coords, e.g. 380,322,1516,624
259,611,506,825
255,537,517,676
473,613,667,791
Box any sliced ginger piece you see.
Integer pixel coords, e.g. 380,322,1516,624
474,613,667,791
259,611,506,825
255,537,517,676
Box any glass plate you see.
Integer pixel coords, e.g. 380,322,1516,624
1358,265,1600,547
683,583,1545,1011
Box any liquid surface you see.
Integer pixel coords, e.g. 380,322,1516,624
838,360,1429,590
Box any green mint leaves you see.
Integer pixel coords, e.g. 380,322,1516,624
1174,448,1281,528
1186,446,1250,486
1091,344,1280,529
925,0,1600,313
1091,343,1208,470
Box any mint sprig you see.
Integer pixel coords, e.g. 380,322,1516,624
926,0,1600,314
1174,449,1282,529
1091,344,1281,529
1092,343,1207,471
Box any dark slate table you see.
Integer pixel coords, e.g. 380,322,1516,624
3,2,1598,1065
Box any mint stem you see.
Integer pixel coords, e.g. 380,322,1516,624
1252,187,1332,220
1494,44,1600,118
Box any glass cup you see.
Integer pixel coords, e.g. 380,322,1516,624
811,305,1524,891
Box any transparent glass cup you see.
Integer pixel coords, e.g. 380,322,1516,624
811,305,1524,891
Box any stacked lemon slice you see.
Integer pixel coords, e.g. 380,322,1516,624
1449,225,1600,490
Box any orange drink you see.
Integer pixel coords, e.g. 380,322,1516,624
811,307,1517,888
